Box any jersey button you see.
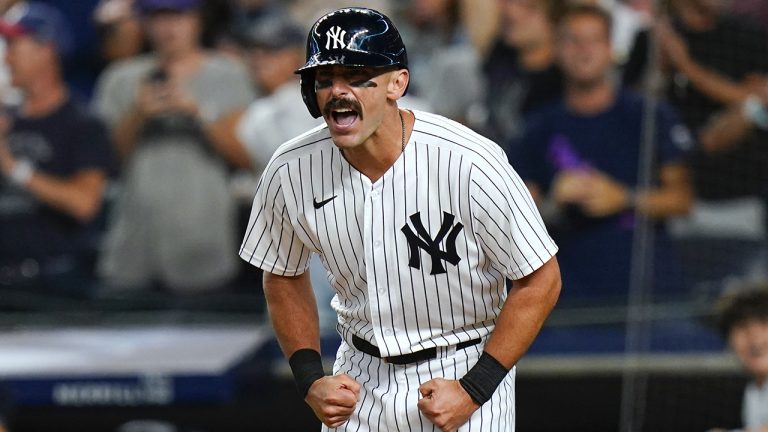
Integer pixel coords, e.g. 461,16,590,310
378,288,385,294
384,329,393,336
370,190,379,198
374,240,381,248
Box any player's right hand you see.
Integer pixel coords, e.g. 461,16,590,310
305,374,361,428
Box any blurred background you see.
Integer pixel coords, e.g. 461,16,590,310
0,0,766,431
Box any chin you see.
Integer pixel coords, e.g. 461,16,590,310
329,132,360,150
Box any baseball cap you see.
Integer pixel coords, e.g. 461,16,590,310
135,0,201,14
0,2,74,57
236,17,305,51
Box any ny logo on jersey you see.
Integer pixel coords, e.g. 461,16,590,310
401,211,463,275
325,26,347,50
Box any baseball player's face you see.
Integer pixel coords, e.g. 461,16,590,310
314,65,395,149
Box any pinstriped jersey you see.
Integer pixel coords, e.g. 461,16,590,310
240,110,558,357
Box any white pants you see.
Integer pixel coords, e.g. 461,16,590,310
322,340,516,432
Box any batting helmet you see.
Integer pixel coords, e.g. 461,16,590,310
295,7,409,118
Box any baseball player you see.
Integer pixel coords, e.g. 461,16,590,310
240,7,561,432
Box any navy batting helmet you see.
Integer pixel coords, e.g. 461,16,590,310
295,7,409,118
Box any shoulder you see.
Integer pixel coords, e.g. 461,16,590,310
98,54,156,84
412,110,501,156
268,124,334,165
412,110,515,175
203,52,250,78
257,124,333,187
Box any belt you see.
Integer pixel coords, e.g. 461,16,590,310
352,334,481,365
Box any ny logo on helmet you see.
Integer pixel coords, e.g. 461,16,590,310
326,26,347,50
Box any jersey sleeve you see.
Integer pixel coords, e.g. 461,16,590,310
239,163,312,276
655,101,694,164
470,158,558,280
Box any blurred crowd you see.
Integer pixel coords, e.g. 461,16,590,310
0,0,766,307
0,0,765,430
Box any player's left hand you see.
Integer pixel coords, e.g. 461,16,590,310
417,378,479,432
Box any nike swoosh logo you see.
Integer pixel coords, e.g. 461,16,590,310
313,195,337,209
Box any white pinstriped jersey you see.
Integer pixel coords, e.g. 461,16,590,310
240,110,558,357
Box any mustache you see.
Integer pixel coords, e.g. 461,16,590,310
322,97,363,119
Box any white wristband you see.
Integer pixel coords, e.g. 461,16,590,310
9,159,34,186
742,95,768,130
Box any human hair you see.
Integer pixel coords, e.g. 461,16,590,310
542,0,569,24
557,3,613,38
714,283,768,338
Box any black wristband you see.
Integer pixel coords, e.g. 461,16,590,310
288,349,325,398
459,352,509,406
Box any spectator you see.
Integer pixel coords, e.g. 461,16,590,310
397,0,483,123
0,0,26,105
287,0,392,30
569,0,650,88
211,0,286,58
658,0,768,201
93,0,255,293
712,284,768,432
0,2,111,294
92,0,145,64
482,0,565,149
231,17,320,177
231,17,335,334
654,0,768,287
516,4,693,300
227,0,284,34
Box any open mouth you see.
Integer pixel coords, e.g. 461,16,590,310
330,107,359,128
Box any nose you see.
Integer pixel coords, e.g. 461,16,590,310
329,77,351,98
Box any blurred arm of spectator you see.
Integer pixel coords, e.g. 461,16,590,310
459,0,500,57
206,110,253,170
109,73,252,167
0,138,107,222
541,162,692,219
632,162,692,217
93,0,144,63
700,76,768,153
657,19,755,105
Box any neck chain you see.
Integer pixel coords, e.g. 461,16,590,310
399,109,406,153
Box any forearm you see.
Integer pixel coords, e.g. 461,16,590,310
24,170,107,222
677,58,752,106
699,106,753,152
635,164,693,218
636,187,692,218
263,271,321,358
204,110,253,170
460,0,499,57
113,109,144,161
483,257,561,368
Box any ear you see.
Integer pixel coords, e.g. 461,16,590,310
386,69,409,101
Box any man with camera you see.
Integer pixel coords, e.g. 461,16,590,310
92,0,254,293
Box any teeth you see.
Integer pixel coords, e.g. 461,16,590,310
333,108,353,113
